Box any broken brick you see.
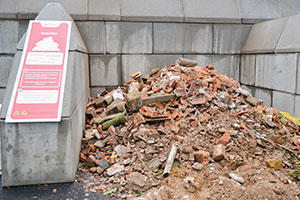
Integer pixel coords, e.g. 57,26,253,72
213,144,225,161
79,58,300,199
219,131,231,146
194,150,209,163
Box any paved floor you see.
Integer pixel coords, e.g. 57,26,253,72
0,174,116,200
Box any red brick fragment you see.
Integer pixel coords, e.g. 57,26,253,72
219,131,231,145
241,165,251,171
194,150,209,163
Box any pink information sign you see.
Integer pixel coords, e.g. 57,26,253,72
6,20,71,122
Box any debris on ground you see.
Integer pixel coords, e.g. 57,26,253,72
79,58,300,199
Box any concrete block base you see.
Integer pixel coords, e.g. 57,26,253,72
0,97,86,186
0,2,89,187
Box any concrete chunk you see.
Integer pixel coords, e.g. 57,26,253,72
242,17,288,54
90,55,121,86
88,0,120,20
213,24,251,54
241,55,255,85
126,91,142,111
213,144,225,161
240,85,255,96
106,22,152,54
272,91,295,114
255,54,297,93
121,0,183,22
154,23,212,53
184,0,241,23
0,20,19,53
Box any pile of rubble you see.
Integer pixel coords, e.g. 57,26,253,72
79,58,300,199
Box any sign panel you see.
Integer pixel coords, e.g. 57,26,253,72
6,20,71,122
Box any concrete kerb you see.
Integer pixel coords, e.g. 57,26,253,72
0,2,89,187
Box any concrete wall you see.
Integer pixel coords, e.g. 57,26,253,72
242,14,300,117
1,0,300,115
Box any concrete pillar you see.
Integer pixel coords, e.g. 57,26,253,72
0,2,89,186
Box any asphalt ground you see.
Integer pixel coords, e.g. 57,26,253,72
0,172,116,200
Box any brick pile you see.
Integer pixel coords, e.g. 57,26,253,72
79,58,300,199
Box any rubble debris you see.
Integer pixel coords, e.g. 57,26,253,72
142,94,175,105
106,99,126,115
102,110,127,130
163,143,178,177
104,93,113,105
126,91,142,111
94,112,124,125
114,145,127,158
213,144,225,161
106,163,124,176
184,176,201,193
191,163,203,171
80,59,300,199
113,89,124,100
229,173,245,184
266,159,283,170
262,115,277,128
194,150,209,163
127,172,148,187
219,131,231,146
176,57,198,66
246,95,260,106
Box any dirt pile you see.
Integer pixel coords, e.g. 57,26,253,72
78,58,300,199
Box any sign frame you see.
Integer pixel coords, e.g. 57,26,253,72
6,20,72,123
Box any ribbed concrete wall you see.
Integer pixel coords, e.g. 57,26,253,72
1,0,300,117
